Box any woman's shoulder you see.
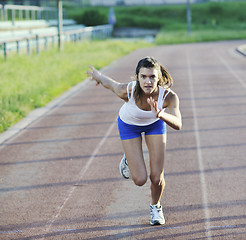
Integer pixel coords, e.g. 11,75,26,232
159,86,175,96
117,81,136,101
129,80,137,86
127,80,137,92
165,89,180,106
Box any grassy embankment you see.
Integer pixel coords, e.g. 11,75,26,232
0,40,152,133
68,1,246,44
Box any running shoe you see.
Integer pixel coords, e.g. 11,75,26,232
119,154,130,179
150,203,165,225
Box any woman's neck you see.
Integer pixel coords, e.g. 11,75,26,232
136,87,159,111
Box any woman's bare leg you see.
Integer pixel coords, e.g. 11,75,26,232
145,134,166,205
121,136,148,186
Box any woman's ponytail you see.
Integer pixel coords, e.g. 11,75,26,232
159,65,173,89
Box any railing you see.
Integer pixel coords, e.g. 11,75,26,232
0,4,63,22
0,4,2,21
0,24,113,60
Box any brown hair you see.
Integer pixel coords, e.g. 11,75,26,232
133,57,173,102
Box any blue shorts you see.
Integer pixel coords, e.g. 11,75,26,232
118,116,166,140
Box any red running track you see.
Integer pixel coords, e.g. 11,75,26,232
0,40,246,240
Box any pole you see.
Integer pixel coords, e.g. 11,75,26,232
57,0,63,51
3,42,7,60
187,0,191,36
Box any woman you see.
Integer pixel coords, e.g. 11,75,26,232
87,57,182,225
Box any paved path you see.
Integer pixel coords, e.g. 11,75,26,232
0,40,246,240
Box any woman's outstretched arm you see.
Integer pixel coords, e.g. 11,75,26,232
87,66,128,101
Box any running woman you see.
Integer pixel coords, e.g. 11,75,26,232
87,57,182,225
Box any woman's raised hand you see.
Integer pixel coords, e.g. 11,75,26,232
147,97,161,118
86,65,101,86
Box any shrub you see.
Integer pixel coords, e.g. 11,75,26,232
73,9,107,26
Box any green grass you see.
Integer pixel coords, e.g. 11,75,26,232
0,40,152,133
155,29,246,45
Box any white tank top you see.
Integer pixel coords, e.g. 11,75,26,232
119,81,170,126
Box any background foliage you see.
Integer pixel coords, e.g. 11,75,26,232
67,1,246,30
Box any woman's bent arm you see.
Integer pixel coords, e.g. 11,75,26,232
159,93,182,130
147,92,182,130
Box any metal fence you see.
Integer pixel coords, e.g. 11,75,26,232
0,4,65,22
0,24,113,60
89,0,198,6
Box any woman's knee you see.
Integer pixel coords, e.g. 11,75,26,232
132,175,148,186
150,173,165,186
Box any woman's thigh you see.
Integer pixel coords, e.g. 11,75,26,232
145,134,166,177
121,136,147,185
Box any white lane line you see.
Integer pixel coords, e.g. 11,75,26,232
40,119,117,239
216,52,246,89
209,225,237,229
186,50,212,240
0,230,22,233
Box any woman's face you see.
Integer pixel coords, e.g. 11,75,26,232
137,67,159,95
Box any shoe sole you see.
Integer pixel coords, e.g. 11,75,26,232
119,165,130,179
119,158,130,179
150,220,165,226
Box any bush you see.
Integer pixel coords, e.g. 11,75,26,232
67,2,246,30
73,9,107,26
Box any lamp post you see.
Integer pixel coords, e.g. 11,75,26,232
57,0,63,51
187,0,191,36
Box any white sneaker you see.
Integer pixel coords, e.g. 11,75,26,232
119,154,130,179
150,203,165,225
